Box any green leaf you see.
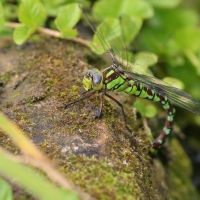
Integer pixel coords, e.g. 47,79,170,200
19,0,46,26
89,17,145,74
0,178,13,200
122,0,154,19
55,3,81,37
89,18,120,54
134,101,157,118
91,17,140,53
147,0,181,8
0,28,13,38
134,52,158,68
13,25,36,45
173,27,200,74
88,41,103,55
120,15,142,44
130,52,158,75
138,8,199,55
144,105,157,118
3,4,18,20
134,100,146,114
61,29,78,38
163,77,184,90
0,2,4,27
175,28,200,52
152,8,199,31
184,49,200,76
93,0,154,20
93,0,123,19
41,0,81,7
41,0,85,16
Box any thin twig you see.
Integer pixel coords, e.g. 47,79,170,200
5,22,90,47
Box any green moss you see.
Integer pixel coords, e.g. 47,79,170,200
60,91,67,97
6,102,13,108
61,155,143,199
0,71,11,83
71,85,79,91
12,93,20,98
46,78,57,87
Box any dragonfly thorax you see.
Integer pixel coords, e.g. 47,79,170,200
82,68,103,91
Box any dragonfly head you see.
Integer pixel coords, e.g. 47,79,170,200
82,69,103,91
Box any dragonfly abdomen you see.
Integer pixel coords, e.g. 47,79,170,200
103,68,176,147
125,80,176,147
102,66,176,147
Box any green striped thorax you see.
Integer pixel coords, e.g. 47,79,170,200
82,68,103,91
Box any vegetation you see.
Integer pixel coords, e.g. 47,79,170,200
0,0,200,199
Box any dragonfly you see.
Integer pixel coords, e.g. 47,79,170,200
59,14,200,149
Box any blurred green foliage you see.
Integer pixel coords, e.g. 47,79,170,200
93,0,154,19
134,100,157,118
55,3,81,38
0,149,79,200
0,178,13,200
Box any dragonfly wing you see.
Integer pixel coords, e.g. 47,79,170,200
83,12,200,115
123,70,200,116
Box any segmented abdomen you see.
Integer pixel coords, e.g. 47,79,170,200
103,69,176,148
124,79,176,148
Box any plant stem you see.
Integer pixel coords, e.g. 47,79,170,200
5,22,89,47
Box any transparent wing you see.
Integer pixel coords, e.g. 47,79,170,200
84,13,142,67
123,70,200,115
83,11,200,115
96,16,140,71
88,15,155,74
83,13,121,65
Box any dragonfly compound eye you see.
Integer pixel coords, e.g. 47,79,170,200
92,73,103,91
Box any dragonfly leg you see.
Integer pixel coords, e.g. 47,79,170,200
105,94,132,134
97,93,105,118
57,91,96,109
81,90,88,95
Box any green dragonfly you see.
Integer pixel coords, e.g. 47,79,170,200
59,16,200,149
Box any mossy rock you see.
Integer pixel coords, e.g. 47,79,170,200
0,37,199,200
